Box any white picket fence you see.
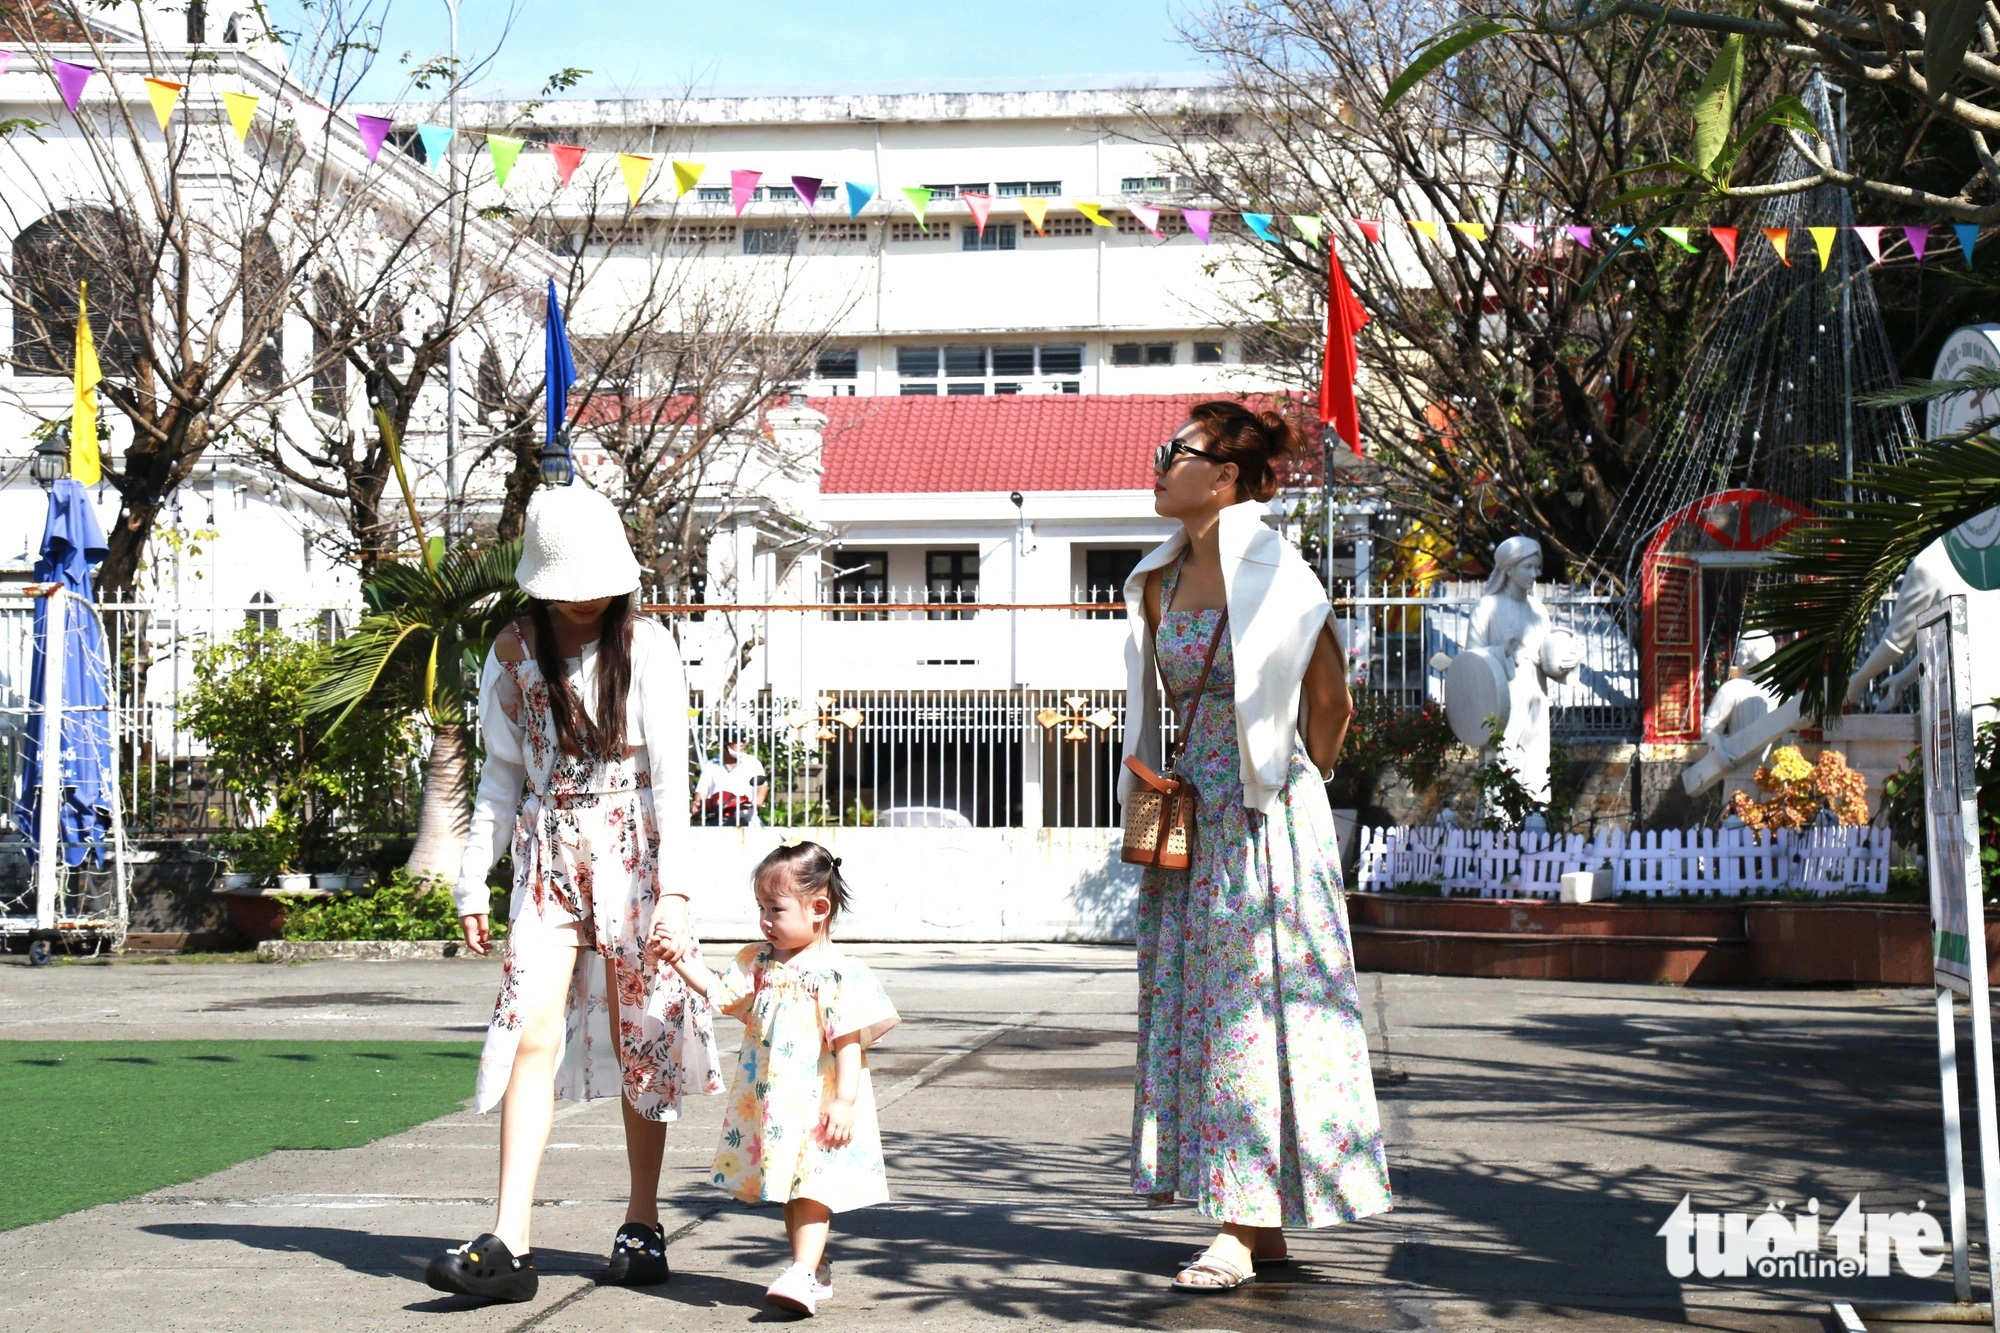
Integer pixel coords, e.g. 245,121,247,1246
1356,824,1891,899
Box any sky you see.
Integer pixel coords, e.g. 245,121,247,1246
284,0,1220,105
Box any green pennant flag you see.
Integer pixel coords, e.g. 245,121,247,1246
487,133,524,189
902,185,932,230
1658,226,1700,253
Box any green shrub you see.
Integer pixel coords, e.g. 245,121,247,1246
279,869,510,942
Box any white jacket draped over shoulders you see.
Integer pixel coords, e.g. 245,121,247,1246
1119,500,1338,817
452,615,693,917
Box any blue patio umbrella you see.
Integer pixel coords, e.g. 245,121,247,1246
543,277,575,482
16,478,114,866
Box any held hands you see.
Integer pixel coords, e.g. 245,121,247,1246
643,918,690,968
817,1096,857,1148
459,914,491,956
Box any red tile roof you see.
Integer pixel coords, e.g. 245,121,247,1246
811,393,1313,494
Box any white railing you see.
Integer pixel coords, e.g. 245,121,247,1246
1356,823,1891,898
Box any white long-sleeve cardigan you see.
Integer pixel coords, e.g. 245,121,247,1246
1118,500,1339,817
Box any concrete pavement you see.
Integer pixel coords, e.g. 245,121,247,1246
0,943,1986,1331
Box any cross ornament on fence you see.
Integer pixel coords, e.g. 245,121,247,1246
1035,695,1118,742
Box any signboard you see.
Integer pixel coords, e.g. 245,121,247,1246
1918,596,1982,992
1931,325,2000,591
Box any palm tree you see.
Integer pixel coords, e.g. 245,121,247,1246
305,542,526,882
1748,370,2000,718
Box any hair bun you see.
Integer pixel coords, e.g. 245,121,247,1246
831,856,842,868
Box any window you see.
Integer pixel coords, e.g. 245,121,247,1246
899,383,938,395
697,187,732,203
311,273,347,416
1039,344,1083,375
1146,342,1175,366
1194,340,1225,365
742,227,798,255
246,591,279,632
1120,175,1170,193
816,348,858,380
995,181,1029,197
13,207,145,375
317,609,347,645
1058,381,1081,394
994,382,1023,395
991,346,1035,376
946,383,986,396
960,224,1017,251
891,221,949,243
806,221,867,244
1029,180,1062,195
666,222,736,250
829,550,887,620
1084,549,1143,618
897,346,939,377
244,233,285,388
1112,343,1143,367
926,550,979,619
943,346,987,377
920,183,960,199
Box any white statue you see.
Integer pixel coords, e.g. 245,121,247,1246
1846,537,2000,712
1699,632,1784,792
1446,536,1581,805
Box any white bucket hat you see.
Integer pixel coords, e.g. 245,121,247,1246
514,483,642,601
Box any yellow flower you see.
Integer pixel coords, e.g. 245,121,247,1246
1767,745,1814,786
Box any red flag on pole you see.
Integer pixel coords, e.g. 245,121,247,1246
1320,237,1369,456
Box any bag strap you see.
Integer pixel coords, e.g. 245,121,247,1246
1162,611,1228,771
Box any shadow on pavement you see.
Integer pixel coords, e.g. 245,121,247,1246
140,1222,605,1283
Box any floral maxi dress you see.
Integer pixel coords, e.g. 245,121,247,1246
696,943,900,1212
475,640,724,1120
1131,561,1394,1228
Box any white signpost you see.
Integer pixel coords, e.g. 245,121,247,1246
1844,597,2000,1330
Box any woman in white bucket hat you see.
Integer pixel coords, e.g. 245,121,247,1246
426,483,722,1303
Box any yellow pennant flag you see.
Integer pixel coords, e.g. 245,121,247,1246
1450,221,1489,242
1292,215,1323,247
1021,197,1048,235
671,159,704,198
222,90,258,144
1074,201,1113,228
1407,219,1440,242
71,281,102,486
618,153,652,207
1809,226,1838,270
144,78,183,132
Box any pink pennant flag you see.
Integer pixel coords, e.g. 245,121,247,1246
1129,203,1162,238
964,190,993,236
354,113,393,164
1565,225,1593,250
1904,225,1930,263
791,175,822,214
51,58,93,113
1352,218,1383,243
1506,222,1538,248
1182,209,1213,244
549,143,585,188
731,168,760,217
1853,226,1885,265
0,52,15,76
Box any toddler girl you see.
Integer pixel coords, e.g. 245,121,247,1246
648,840,897,1317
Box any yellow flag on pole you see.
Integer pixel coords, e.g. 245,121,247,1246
144,78,183,132
222,90,258,144
671,160,704,197
618,153,652,207
71,281,102,486
1021,197,1048,235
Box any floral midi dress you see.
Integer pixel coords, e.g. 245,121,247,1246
1131,560,1394,1228
474,636,724,1120
700,943,899,1212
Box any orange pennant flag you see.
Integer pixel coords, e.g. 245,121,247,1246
1761,227,1790,266
1021,198,1048,235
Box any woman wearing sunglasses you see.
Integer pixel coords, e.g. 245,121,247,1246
1121,400,1393,1292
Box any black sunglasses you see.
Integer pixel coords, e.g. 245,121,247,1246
1154,436,1225,474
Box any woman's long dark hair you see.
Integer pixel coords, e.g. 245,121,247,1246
528,594,635,759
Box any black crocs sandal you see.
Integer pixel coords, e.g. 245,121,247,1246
425,1233,539,1303
603,1221,669,1286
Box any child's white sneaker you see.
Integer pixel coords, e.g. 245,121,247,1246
766,1262,831,1316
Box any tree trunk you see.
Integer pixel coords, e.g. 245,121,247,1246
406,720,472,887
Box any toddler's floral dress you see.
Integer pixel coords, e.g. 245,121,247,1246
705,943,899,1211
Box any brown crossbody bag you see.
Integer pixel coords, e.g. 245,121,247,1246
1120,608,1228,870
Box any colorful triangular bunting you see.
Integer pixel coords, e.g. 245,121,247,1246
1711,226,1738,265
1761,226,1790,266
1407,219,1439,242
1565,225,1593,250
1353,219,1383,243
671,160,703,197
1182,208,1212,243
1130,203,1162,238
1243,213,1278,242
51,59,93,113
845,181,876,217
1808,226,1837,270
1853,226,1884,265
1904,225,1930,263
902,185,932,229
619,153,653,206
222,91,258,144
730,168,760,215
550,144,586,189
143,78,182,132
1075,201,1114,228
792,175,823,214
416,123,454,172
1957,223,1980,266
1450,221,1488,242
1658,226,1699,253
964,190,992,236
487,133,523,189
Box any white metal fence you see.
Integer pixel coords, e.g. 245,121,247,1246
1356,823,1891,898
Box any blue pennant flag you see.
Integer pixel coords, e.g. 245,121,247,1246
1242,212,1278,243
1610,224,1647,250
1957,224,1981,267
545,278,575,458
845,181,876,217
416,122,455,173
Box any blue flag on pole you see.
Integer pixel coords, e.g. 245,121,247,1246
545,278,575,457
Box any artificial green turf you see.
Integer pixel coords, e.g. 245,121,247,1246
0,1040,482,1230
